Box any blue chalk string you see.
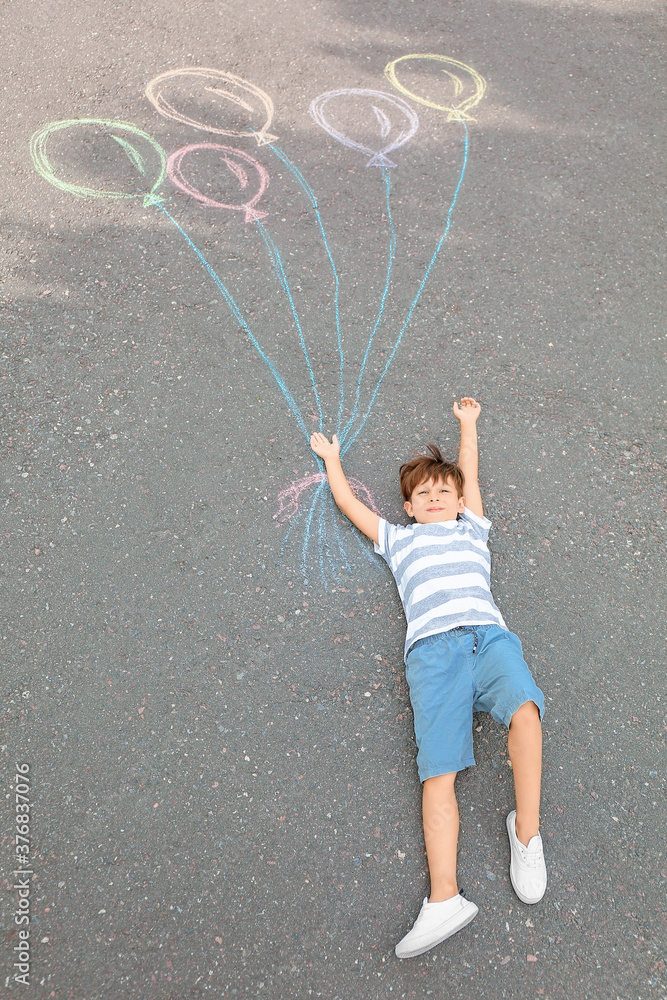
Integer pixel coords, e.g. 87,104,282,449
327,492,352,575
302,478,328,581
340,166,396,446
256,220,323,430
279,500,306,563
316,489,330,587
341,115,469,458
268,144,346,434
156,203,312,443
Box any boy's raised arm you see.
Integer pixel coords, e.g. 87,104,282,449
310,433,380,544
452,397,484,518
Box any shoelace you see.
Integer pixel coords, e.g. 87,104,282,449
517,840,543,868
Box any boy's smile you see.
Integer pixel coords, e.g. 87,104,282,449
404,475,466,523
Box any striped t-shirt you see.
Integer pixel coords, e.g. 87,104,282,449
374,508,508,659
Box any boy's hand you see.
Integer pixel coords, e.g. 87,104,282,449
452,397,481,423
310,432,341,461
310,432,380,543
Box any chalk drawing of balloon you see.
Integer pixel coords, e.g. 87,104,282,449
29,119,167,206
146,68,277,145
167,143,269,222
309,89,419,167
384,55,486,122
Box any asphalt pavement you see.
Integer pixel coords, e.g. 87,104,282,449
1,0,665,998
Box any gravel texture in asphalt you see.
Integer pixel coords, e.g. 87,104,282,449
1,1,665,998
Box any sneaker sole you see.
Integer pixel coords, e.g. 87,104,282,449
508,875,546,905
506,813,547,904
395,903,478,959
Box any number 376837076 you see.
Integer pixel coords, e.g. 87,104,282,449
14,763,31,860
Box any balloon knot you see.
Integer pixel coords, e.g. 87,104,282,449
243,206,269,223
253,131,279,146
366,152,397,168
143,192,165,208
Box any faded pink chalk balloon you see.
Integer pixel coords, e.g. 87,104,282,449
167,143,269,222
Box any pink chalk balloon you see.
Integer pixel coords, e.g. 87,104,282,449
167,143,269,222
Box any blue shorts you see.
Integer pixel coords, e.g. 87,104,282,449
405,625,545,782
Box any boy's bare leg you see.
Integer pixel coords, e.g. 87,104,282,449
508,701,542,845
422,772,459,901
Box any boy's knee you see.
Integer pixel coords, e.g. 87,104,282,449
509,701,541,728
423,772,457,795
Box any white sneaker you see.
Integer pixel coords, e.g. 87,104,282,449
395,892,478,959
506,810,547,904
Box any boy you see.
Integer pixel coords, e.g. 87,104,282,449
310,397,546,960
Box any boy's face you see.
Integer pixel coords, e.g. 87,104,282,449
404,475,465,523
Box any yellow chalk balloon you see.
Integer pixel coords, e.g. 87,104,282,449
384,54,486,122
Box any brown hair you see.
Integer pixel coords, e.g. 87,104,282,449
399,443,464,502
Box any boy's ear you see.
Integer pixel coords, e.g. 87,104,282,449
458,495,466,512
404,499,414,518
